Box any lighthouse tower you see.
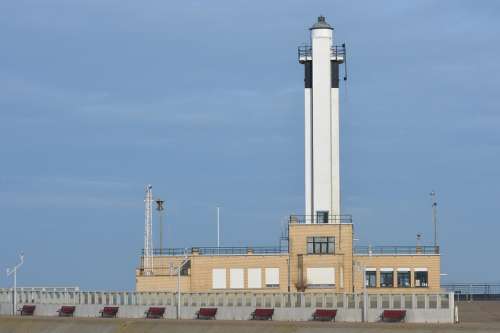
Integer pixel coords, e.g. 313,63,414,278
299,16,345,223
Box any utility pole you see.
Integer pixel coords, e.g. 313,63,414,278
216,207,220,252
155,198,165,255
6,253,24,316
354,261,367,322
430,191,438,249
144,185,153,275
176,254,190,320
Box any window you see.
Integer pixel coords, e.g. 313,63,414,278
414,269,428,287
212,269,226,289
397,269,410,288
316,211,329,224
229,268,244,289
365,270,376,288
265,268,279,288
380,269,393,287
307,236,335,254
306,267,335,287
247,268,261,289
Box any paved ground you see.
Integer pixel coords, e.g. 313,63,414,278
1,317,500,333
457,301,500,323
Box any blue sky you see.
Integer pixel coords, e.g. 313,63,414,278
0,1,499,290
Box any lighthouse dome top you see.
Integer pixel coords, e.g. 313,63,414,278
310,16,333,30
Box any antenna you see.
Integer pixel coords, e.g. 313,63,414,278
216,207,220,252
144,185,154,275
430,191,438,249
155,198,165,255
6,252,24,315
342,43,348,81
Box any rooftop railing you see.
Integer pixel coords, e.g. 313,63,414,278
143,246,287,257
354,245,440,255
289,214,353,224
298,44,346,62
442,283,500,300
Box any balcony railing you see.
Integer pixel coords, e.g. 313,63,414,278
442,283,500,301
142,246,287,257
298,44,345,62
289,214,352,224
354,246,440,255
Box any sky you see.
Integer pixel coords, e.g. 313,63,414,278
0,0,499,290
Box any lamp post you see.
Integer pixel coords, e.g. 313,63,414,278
216,207,220,254
354,261,367,322
6,253,24,316
155,199,165,255
176,253,190,320
430,191,438,249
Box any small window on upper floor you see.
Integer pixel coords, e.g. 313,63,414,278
380,270,393,287
414,270,428,287
365,270,376,288
316,211,329,224
397,270,411,288
307,236,335,254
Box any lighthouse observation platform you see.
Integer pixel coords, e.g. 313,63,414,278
298,44,345,63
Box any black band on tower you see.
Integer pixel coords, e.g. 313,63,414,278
331,61,339,88
304,61,312,88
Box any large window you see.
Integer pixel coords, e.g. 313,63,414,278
307,236,335,254
397,269,411,288
380,269,393,287
414,269,428,287
365,270,376,288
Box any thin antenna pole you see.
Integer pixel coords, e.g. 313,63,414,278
430,191,438,249
144,185,153,275
6,253,24,316
216,207,220,251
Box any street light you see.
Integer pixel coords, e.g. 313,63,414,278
354,261,368,322
430,191,438,249
6,252,24,316
176,251,190,320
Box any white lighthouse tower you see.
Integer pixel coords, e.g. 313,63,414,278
299,16,345,223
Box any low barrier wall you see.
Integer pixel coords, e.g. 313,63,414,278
0,289,454,323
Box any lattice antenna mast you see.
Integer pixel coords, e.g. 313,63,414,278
144,184,154,275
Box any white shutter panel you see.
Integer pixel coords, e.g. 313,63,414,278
265,268,279,286
230,268,244,289
212,268,226,289
306,267,335,286
247,268,261,288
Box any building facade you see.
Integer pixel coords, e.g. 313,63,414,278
136,17,441,294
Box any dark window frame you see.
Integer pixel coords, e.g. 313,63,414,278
366,271,377,288
316,211,329,224
380,271,394,288
397,271,411,288
307,236,335,254
414,271,429,288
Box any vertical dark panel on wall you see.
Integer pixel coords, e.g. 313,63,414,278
304,61,312,88
331,61,340,88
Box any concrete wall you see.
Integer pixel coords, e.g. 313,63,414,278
0,290,454,323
